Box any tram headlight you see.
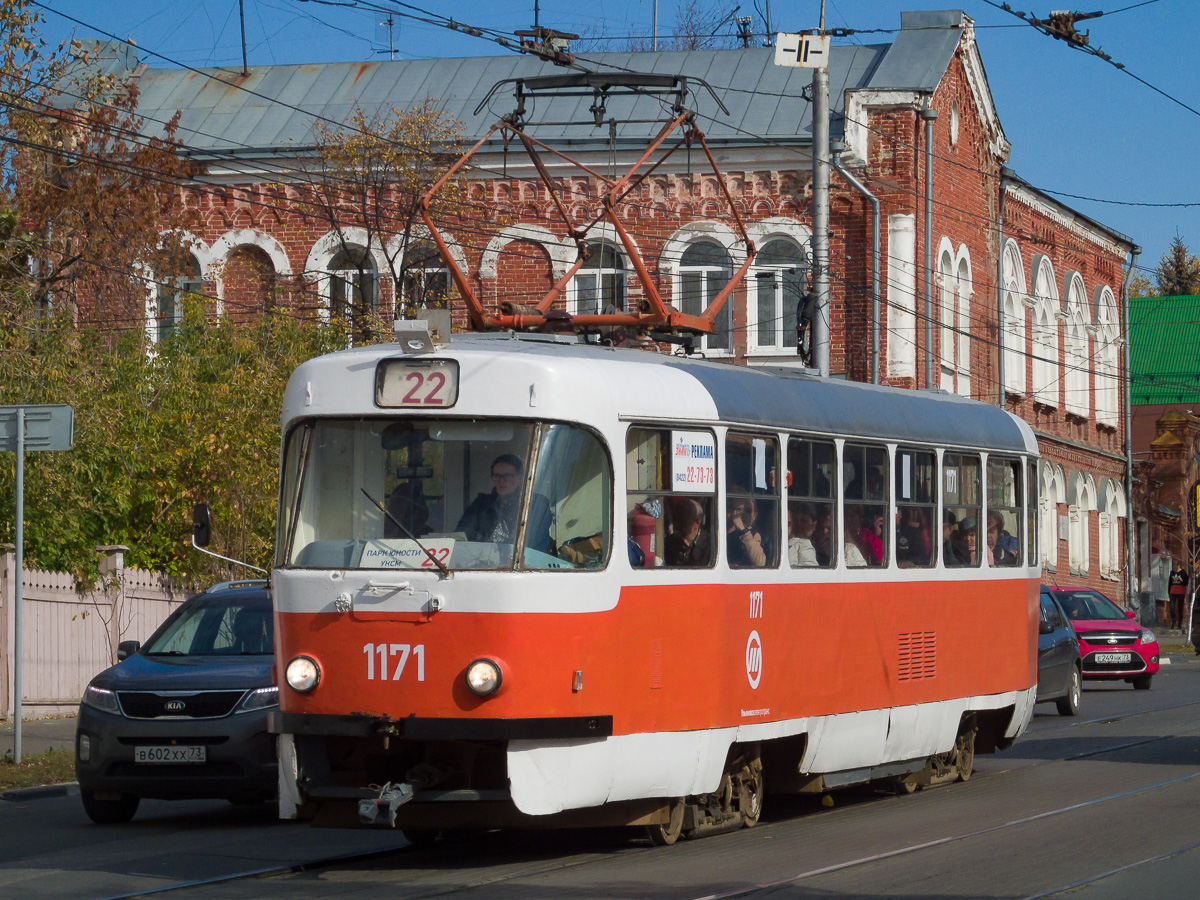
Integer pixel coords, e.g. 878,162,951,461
465,658,502,696
285,655,321,693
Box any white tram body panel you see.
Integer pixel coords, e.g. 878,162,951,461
272,333,1040,827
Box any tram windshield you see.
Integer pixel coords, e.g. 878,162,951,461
278,419,612,571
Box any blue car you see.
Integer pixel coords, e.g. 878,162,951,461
75,581,277,823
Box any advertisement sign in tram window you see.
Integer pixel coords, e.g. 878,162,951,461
672,431,716,493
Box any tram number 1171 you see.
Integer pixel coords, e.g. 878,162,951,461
363,643,426,681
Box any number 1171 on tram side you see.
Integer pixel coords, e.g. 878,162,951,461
271,329,1040,844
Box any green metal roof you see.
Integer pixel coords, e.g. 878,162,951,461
1130,295,1200,405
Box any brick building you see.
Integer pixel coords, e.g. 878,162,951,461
75,10,1137,599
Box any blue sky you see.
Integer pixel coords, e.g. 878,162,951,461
31,1,1198,274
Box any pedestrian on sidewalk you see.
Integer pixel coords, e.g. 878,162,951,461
1168,564,1189,630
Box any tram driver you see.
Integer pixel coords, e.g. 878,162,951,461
456,454,553,552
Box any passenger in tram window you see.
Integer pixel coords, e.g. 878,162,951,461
843,505,868,568
456,454,552,551
943,510,966,566
987,511,1018,567
955,516,980,565
896,506,931,567
727,494,768,568
664,497,711,567
813,505,834,566
788,503,818,567
850,504,884,567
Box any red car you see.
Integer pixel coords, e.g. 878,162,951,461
1043,587,1160,690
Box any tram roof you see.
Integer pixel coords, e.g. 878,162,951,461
288,333,1036,456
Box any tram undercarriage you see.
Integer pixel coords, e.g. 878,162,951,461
280,708,1005,843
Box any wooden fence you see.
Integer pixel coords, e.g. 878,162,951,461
0,546,187,720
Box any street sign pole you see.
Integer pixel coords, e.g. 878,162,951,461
13,409,22,763
1,404,73,764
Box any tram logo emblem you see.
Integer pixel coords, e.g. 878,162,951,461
746,631,763,689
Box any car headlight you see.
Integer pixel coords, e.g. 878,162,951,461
238,685,279,712
1139,629,1156,644
82,685,121,715
285,656,320,693
465,658,502,696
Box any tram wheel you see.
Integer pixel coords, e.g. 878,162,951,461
645,797,686,846
739,765,763,828
891,776,918,795
955,728,976,782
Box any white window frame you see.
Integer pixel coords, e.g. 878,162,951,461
677,239,735,355
937,240,972,397
568,243,627,317
327,246,379,321
1001,239,1027,395
1040,462,1065,571
1031,256,1060,408
747,238,808,354
1067,470,1096,576
1063,272,1091,418
1094,286,1120,427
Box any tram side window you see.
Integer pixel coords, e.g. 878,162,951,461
987,457,1023,567
627,427,716,568
1027,460,1038,568
787,438,836,568
526,424,613,570
944,453,982,567
726,433,780,569
844,442,889,568
895,448,936,568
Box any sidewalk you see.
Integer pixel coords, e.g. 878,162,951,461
0,715,77,758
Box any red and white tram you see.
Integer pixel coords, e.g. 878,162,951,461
271,328,1040,842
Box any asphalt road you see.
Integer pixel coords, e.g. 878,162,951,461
4,658,1200,900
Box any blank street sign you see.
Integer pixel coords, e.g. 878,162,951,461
774,32,831,69
0,404,74,452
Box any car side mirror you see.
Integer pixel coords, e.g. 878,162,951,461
1039,620,1054,635
1125,609,1137,619
192,502,212,548
117,640,141,661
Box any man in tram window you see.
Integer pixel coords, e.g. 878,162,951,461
943,510,965,566
843,505,868,568
955,516,980,565
664,497,710,567
788,503,819,567
727,494,768,567
456,453,552,551
986,511,1018,567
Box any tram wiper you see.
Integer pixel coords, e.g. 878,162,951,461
360,487,452,578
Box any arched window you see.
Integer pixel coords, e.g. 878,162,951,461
1094,286,1120,427
152,254,202,343
750,239,807,352
1098,477,1126,580
1040,462,1064,571
678,240,733,352
1067,470,1096,576
1031,257,1059,407
1001,240,1027,395
398,239,450,314
1063,273,1091,418
938,242,972,396
569,244,626,316
328,246,378,322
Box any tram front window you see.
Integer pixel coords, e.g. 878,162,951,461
279,419,611,571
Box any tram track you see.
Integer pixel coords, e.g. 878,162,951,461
96,692,1200,899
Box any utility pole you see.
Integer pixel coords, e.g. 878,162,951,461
381,16,396,60
653,1,658,51
811,1,831,376
239,0,248,76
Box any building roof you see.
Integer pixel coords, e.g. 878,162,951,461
61,11,970,158
1130,295,1200,406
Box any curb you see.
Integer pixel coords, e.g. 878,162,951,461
0,782,79,803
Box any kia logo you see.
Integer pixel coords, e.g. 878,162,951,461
164,700,186,712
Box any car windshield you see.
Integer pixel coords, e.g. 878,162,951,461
143,593,274,656
278,418,612,572
1052,590,1127,621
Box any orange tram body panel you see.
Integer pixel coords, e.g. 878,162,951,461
271,331,1042,840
